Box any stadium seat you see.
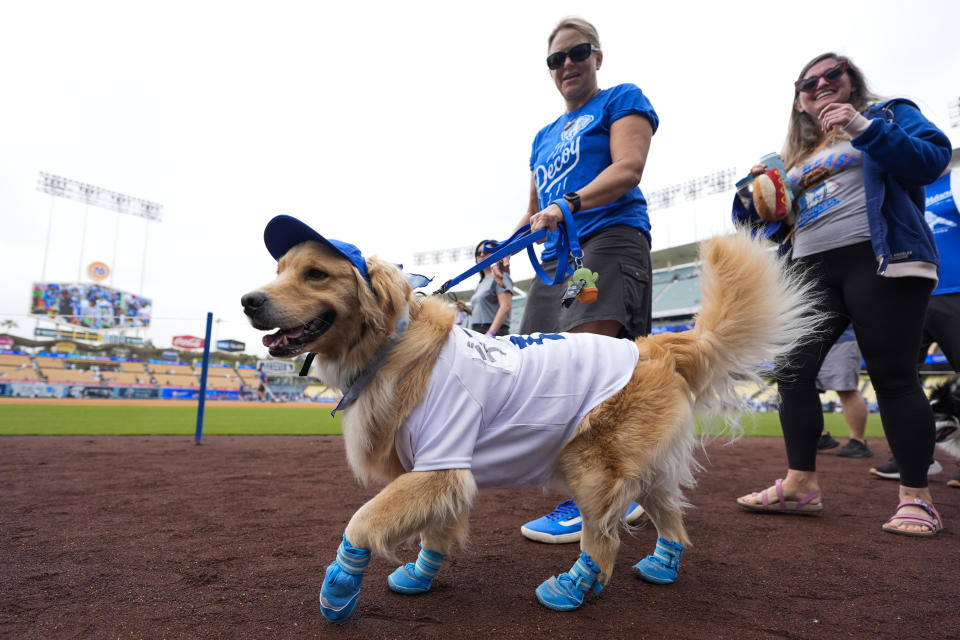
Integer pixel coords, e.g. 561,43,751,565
0,354,32,367
0,364,40,382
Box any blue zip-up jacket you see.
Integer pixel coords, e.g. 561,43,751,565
733,99,952,276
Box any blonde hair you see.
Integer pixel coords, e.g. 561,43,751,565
548,16,601,50
781,53,882,170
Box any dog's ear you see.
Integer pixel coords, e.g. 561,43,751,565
355,256,412,335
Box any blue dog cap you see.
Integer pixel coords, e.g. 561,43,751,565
263,214,370,283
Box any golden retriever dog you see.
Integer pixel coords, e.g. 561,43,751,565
242,215,816,621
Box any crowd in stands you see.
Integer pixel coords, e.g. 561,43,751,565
30,283,152,329
0,351,319,402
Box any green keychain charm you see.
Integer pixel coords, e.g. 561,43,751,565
562,266,599,307
573,266,599,303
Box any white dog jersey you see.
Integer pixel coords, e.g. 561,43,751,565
395,328,639,488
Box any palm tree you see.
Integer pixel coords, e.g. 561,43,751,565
1,319,18,332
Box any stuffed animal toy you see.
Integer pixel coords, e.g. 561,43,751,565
570,266,599,304
561,266,599,307
751,153,794,223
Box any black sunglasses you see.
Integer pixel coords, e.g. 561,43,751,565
546,42,599,70
794,61,848,93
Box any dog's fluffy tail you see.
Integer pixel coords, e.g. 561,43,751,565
654,231,820,435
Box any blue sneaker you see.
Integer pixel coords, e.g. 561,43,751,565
632,537,684,584
535,551,603,611
387,546,445,594
319,536,370,622
521,499,646,543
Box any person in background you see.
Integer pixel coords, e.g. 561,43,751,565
498,16,666,597
455,240,514,337
815,326,872,458
733,53,952,537
257,364,268,402
871,168,960,484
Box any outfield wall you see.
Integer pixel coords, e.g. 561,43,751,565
0,382,241,401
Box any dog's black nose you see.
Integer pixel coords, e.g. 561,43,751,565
241,291,267,314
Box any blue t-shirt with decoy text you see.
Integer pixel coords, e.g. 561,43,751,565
529,83,658,261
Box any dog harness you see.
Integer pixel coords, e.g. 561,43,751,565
394,328,639,488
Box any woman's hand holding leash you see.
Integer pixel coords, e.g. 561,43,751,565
529,203,564,235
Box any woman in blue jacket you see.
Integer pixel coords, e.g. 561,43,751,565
734,53,952,537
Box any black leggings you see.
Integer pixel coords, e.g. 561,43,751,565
776,242,936,488
919,292,960,370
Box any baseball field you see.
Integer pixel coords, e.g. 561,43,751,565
0,398,888,436
2,398,956,639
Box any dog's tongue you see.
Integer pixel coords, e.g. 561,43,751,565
262,326,305,348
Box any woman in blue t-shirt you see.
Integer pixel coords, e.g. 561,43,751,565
508,17,658,341
508,17,673,599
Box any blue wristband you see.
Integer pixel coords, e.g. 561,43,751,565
549,198,583,261
551,197,572,219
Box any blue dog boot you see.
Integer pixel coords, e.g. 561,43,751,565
535,551,603,611
388,546,445,594
633,537,684,584
319,535,371,622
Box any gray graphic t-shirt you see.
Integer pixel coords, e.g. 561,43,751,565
469,273,514,327
787,141,870,258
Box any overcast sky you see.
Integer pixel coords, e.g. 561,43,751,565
1,0,958,358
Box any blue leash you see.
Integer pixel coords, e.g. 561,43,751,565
433,198,584,295
301,200,584,388
299,199,582,380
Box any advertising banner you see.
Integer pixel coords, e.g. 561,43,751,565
172,335,204,349
104,334,144,346
257,360,296,372
159,388,241,401
87,262,110,281
7,382,59,398
118,387,159,399
66,385,113,399
37,351,124,363
216,339,246,352
35,327,104,341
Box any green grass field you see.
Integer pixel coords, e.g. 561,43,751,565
0,402,887,437
0,403,343,436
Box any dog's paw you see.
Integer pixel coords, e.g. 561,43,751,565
387,562,435,594
319,562,364,622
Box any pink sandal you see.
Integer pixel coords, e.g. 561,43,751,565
881,498,943,537
737,478,823,515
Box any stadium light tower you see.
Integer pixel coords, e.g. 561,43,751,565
36,172,163,295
